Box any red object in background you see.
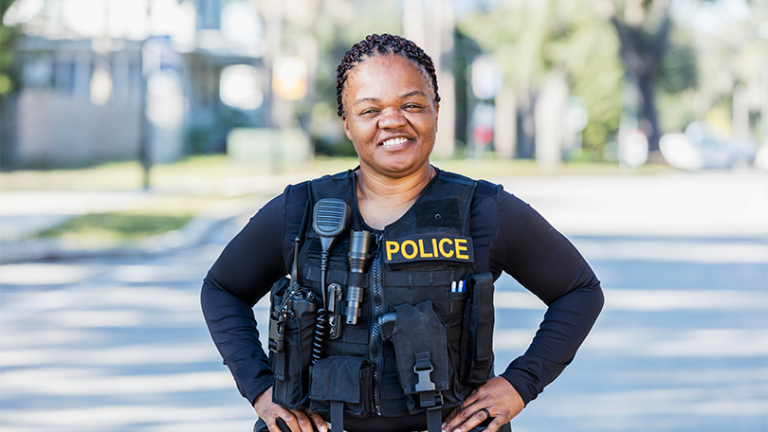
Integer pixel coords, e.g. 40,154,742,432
473,125,493,145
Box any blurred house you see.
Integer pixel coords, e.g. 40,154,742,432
5,0,269,168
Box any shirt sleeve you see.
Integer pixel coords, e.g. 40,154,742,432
200,185,306,405
487,188,604,405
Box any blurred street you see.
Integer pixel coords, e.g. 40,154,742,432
1,170,767,432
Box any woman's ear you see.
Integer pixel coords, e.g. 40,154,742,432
434,102,440,132
342,114,353,140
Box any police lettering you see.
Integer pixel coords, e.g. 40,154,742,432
385,236,473,263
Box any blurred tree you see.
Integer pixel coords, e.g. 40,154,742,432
603,0,675,153
655,38,699,134
0,0,19,97
459,0,624,160
0,0,21,169
249,0,404,157
682,0,768,141
616,0,767,144
305,0,402,157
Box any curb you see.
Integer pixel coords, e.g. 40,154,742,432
0,195,265,264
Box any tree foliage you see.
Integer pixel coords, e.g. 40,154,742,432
0,0,21,98
305,0,403,156
459,0,624,158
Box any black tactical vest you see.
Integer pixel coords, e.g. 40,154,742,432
268,169,495,424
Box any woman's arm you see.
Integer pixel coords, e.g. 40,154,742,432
201,186,305,405
489,188,604,405
444,186,603,432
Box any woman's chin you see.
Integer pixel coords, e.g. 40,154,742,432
365,159,430,178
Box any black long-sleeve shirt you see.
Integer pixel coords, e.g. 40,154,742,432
201,172,603,408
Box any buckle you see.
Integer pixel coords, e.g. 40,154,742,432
419,390,443,409
414,364,436,393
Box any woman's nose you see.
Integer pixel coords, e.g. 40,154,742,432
378,107,407,129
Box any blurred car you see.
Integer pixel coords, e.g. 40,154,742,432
660,121,758,171
755,137,768,171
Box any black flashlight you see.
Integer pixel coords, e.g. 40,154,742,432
345,230,372,325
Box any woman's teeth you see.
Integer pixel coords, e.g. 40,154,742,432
381,137,408,146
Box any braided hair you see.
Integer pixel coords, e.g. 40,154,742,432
335,34,440,117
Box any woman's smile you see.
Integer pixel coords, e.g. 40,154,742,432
380,137,409,147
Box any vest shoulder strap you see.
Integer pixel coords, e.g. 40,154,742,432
307,170,357,204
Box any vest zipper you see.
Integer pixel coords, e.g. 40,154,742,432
370,232,384,415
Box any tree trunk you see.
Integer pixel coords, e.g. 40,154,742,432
494,86,516,159
637,71,660,152
535,71,569,171
611,2,671,154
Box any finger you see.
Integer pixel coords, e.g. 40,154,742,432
280,410,312,432
306,411,328,432
291,410,317,432
265,415,287,432
267,410,301,432
481,418,505,432
453,407,492,432
442,390,481,428
441,403,470,430
442,403,486,432
442,405,461,425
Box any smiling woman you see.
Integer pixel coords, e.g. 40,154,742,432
201,34,604,432
342,56,438,182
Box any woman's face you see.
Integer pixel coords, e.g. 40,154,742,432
341,55,439,179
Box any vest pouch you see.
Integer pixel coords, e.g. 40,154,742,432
432,294,468,377
308,356,372,417
460,272,495,385
271,313,316,409
391,301,462,414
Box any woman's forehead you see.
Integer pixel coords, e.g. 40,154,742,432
345,55,434,97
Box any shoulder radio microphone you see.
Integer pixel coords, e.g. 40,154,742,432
311,198,349,363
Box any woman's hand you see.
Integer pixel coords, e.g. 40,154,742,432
253,387,328,432
441,377,525,432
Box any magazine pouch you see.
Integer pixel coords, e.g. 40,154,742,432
460,272,495,385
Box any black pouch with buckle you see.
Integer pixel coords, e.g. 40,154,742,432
390,301,463,414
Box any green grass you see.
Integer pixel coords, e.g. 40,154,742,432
26,195,223,242
32,212,194,242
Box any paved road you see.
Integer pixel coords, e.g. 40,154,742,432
0,214,260,432
1,172,767,431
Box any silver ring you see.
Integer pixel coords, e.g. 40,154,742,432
480,408,490,420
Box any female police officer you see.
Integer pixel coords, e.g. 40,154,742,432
201,34,603,432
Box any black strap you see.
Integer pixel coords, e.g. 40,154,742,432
414,351,443,432
330,401,344,432
426,407,442,432
273,351,286,380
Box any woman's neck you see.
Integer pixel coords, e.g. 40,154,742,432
355,165,435,230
